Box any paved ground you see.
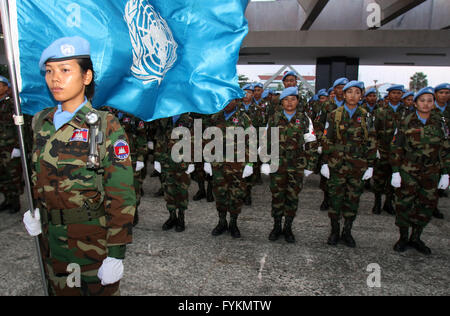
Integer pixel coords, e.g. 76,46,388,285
0,171,449,296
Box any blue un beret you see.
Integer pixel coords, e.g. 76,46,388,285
280,87,299,101
327,87,334,94
414,87,435,102
282,71,297,82
253,83,264,89
364,88,377,97
39,36,91,71
343,80,365,92
332,78,349,89
387,84,405,92
435,83,450,92
402,91,414,99
317,89,328,97
0,76,10,86
262,90,269,99
242,84,254,91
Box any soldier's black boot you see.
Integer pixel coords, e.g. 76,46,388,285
133,207,139,227
341,217,356,248
229,214,241,238
438,189,448,198
193,181,206,201
206,180,215,203
244,187,252,206
268,216,283,241
383,194,395,215
320,192,330,211
432,208,444,219
393,227,409,252
327,216,340,246
283,216,295,243
409,226,431,255
372,193,382,215
175,209,185,232
212,212,228,236
162,209,177,231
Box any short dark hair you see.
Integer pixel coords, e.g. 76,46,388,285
76,58,95,101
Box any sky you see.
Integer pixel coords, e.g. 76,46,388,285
237,65,450,90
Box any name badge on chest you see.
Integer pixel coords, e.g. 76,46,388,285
69,129,89,142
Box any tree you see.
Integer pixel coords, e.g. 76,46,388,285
238,74,250,88
409,72,428,92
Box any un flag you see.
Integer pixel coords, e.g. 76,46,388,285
8,0,249,121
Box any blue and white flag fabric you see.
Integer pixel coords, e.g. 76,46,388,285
8,0,249,120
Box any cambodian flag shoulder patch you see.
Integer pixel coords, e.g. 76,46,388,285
70,129,89,142
114,140,130,160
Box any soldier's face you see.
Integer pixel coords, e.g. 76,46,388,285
403,96,414,107
45,59,92,107
344,87,362,106
366,93,377,104
254,87,263,99
283,76,297,88
334,85,344,99
435,89,449,104
329,91,336,100
415,94,434,114
319,96,328,103
388,90,403,104
243,90,253,103
282,96,299,114
0,83,8,96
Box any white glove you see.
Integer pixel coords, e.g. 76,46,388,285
23,209,42,237
317,146,323,155
320,164,330,179
185,164,195,175
135,161,144,172
147,141,154,150
242,164,253,178
261,163,271,175
438,174,449,190
204,163,213,176
376,150,381,159
154,161,161,173
97,257,124,286
304,169,314,177
391,172,401,188
11,148,21,159
362,167,374,181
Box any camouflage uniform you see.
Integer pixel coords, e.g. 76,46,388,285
322,105,377,246
209,108,253,237
372,103,410,214
119,113,148,225
0,96,22,212
31,102,136,296
154,114,193,230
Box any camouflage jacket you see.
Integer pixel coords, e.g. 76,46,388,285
307,100,338,144
360,101,379,115
31,102,136,259
153,113,194,169
433,104,450,123
266,110,318,172
119,114,148,163
390,111,450,175
209,107,253,168
373,103,410,152
0,96,19,148
239,100,266,128
322,106,377,171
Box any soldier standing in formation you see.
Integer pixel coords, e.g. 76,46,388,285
22,37,136,295
390,87,449,255
205,99,254,238
321,81,377,248
261,87,318,243
0,76,22,214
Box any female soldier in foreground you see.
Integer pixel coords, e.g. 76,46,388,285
23,37,136,295
390,87,449,255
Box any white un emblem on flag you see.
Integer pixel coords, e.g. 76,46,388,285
124,0,178,85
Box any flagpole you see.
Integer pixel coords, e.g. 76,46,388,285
0,0,49,296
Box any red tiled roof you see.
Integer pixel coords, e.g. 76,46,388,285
258,75,316,81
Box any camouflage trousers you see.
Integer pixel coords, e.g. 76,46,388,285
212,163,246,215
191,163,207,183
394,170,439,229
160,162,190,212
0,147,23,199
372,152,394,196
328,168,365,219
38,219,120,296
132,161,143,207
270,167,304,218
